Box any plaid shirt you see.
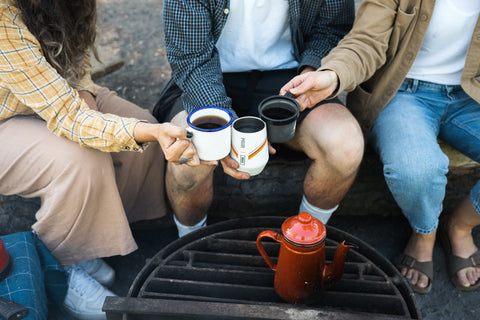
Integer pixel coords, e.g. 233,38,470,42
164,0,355,115
0,1,143,152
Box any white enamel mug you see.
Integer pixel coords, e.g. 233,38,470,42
230,116,269,176
187,106,233,161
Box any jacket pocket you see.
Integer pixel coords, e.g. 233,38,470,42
346,85,374,135
387,8,417,60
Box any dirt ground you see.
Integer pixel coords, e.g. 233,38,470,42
92,0,362,111
95,0,169,112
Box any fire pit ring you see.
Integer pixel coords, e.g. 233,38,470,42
104,216,421,319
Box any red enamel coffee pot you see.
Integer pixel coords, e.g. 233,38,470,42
256,212,355,303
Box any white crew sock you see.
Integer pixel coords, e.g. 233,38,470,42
173,215,207,238
298,195,338,224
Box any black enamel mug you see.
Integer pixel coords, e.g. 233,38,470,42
258,92,300,143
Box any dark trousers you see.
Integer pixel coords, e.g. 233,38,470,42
153,68,342,122
222,68,298,117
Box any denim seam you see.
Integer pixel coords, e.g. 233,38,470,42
444,115,480,164
411,79,419,92
412,220,439,234
448,117,480,141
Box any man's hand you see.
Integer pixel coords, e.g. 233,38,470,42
219,140,276,179
280,70,339,111
220,155,251,180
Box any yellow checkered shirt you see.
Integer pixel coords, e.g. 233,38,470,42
0,1,144,152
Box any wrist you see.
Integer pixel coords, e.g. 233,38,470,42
133,121,159,143
321,69,340,98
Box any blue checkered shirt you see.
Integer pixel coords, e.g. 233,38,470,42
163,0,355,115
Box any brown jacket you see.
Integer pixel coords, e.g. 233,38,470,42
320,0,480,135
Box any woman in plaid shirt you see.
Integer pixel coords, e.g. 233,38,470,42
0,0,199,318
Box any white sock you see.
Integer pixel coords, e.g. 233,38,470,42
298,195,338,224
173,215,207,237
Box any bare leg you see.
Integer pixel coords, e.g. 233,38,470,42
166,111,216,226
445,197,480,287
286,102,364,209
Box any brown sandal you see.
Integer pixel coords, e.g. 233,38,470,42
446,252,480,291
395,253,433,294
438,218,480,291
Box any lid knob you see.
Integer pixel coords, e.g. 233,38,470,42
282,212,326,245
297,211,312,223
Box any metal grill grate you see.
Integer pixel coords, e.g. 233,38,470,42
104,217,421,320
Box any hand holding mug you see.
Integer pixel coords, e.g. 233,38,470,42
279,70,339,110
133,121,199,166
230,116,269,176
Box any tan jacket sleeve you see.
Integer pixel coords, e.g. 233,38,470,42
319,0,400,94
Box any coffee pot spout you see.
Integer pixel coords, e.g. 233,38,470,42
322,241,356,288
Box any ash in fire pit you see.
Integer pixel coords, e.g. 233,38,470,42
103,216,421,320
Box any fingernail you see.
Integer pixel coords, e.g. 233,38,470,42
186,131,193,138
179,157,192,165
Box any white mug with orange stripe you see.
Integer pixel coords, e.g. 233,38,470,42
230,116,269,176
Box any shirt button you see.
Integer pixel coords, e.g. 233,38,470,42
420,14,428,21
224,8,229,14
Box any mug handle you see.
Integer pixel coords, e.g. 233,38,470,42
256,230,283,271
284,91,297,99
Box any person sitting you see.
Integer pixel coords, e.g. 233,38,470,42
0,0,200,318
280,0,480,293
154,0,364,238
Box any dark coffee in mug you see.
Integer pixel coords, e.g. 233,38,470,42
258,94,300,143
261,104,295,120
192,115,228,129
233,119,264,133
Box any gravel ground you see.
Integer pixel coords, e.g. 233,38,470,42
94,0,169,112
47,0,480,319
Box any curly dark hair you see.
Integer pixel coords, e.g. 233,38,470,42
16,0,98,84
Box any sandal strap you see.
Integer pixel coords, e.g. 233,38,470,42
396,254,434,280
447,251,480,277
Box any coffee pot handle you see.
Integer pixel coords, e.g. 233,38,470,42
256,230,282,271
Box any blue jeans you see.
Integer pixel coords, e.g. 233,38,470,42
369,78,480,234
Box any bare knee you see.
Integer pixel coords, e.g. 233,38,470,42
297,104,364,177
166,161,215,193
166,162,215,225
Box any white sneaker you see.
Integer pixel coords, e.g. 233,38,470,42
77,258,115,287
63,265,116,320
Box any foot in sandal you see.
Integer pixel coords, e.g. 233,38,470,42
396,230,436,294
438,206,480,291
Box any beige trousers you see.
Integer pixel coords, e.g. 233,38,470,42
0,87,167,265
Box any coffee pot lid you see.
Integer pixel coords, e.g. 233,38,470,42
282,212,326,245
